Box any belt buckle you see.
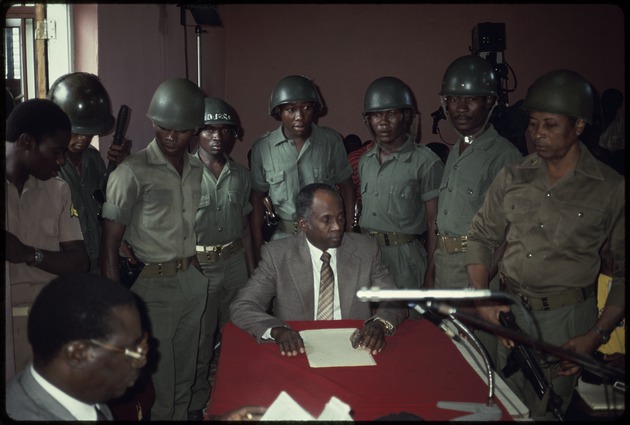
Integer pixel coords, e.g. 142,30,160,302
176,259,183,271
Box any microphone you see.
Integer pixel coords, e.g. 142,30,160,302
411,302,460,342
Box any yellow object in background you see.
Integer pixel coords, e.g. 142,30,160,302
597,273,625,355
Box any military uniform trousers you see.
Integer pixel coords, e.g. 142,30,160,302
189,248,249,411
433,247,500,366
130,266,208,421
377,239,426,319
498,296,597,420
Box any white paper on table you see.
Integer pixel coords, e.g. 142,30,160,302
260,391,314,420
299,328,376,368
318,396,354,420
261,391,354,421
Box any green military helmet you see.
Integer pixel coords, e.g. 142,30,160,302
146,77,204,130
363,76,415,114
522,69,594,123
203,97,242,138
268,75,323,117
439,56,498,97
48,72,115,136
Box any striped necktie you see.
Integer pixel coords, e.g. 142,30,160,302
317,251,334,320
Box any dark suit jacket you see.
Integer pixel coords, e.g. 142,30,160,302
230,232,407,341
5,365,114,421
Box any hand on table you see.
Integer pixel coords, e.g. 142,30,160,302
271,326,304,356
351,320,387,354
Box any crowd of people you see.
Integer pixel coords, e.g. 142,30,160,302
4,57,624,422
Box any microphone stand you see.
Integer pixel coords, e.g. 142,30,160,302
358,288,625,419
433,301,625,384
411,302,501,420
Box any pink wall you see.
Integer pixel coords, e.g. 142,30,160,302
91,4,624,168
73,4,98,74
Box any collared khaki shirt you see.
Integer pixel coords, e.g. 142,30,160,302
358,134,444,234
437,125,522,236
102,139,203,263
6,176,84,286
250,123,352,221
466,143,625,308
195,152,252,246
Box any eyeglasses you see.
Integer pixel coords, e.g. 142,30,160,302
443,96,482,105
90,334,148,361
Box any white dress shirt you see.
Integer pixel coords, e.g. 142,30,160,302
263,240,341,340
30,364,99,420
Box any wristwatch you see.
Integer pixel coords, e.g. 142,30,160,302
590,325,610,345
364,317,395,336
27,248,44,266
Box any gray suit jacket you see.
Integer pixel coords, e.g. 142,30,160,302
5,365,114,421
230,232,407,341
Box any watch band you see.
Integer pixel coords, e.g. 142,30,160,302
365,317,395,336
27,248,44,266
590,325,610,345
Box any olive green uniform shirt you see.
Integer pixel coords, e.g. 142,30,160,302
358,134,443,234
466,143,625,308
250,123,352,222
434,126,522,290
57,146,106,272
437,125,522,236
195,153,252,245
358,135,443,290
102,139,203,263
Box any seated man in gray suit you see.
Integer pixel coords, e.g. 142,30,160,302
230,183,408,357
5,272,149,421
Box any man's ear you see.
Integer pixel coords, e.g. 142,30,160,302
298,218,309,232
63,340,92,368
485,96,495,110
17,133,36,150
575,119,586,136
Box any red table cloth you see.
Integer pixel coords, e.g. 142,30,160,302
208,319,513,421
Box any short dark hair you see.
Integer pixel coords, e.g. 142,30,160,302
5,98,71,143
28,273,137,365
296,183,340,220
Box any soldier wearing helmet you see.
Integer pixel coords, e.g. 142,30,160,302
431,56,522,367
48,72,131,273
358,77,444,312
249,75,355,264
188,98,254,420
100,77,209,420
466,69,625,419
432,56,521,287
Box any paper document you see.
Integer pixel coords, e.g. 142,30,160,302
299,328,376,368
261,390,353,421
